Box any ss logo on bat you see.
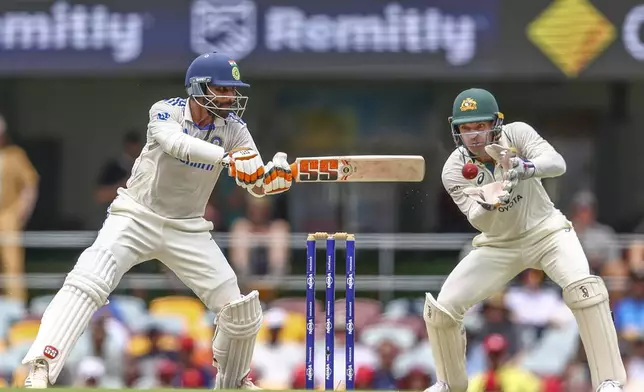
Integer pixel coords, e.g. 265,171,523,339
298,159,339,181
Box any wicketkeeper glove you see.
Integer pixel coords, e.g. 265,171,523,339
463,182,511,210
485,144,535,189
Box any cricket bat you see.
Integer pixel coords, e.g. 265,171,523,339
226,155,425,183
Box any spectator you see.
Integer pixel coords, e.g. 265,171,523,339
562,338,593,391
290,364,308,390
93,300,131,347
229,195,290,279
614,271,644,339
73,356,106,388
600,260,630,305
137,335,212,388
541,375,565,392
71,313,125,387
505,269,566,343
181,367,208,388
121,357,144,388
0,113,39,303
94,130,143,206
474,294,523,357
371,340,400,390
354,365,377,389
570,190,621,274
627,221,644,274
396,367,432,391
135,325,178,381
174,335,214,388
155,358,179,388
253,308,302,388
625,335,644,382
468,334,542,392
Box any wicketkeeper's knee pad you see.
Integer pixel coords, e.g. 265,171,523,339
64,247,117,307
423,293,468,392
563,275,626,387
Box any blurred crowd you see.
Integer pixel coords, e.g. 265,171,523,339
0,259,644,391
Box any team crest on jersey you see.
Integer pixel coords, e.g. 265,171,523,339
211,136,223,146
460,98,477,112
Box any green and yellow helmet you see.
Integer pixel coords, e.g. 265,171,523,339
449,88,504,151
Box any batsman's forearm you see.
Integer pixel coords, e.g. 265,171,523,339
154,127,225,164
530,151,566,178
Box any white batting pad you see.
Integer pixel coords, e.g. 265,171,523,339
423,293,468,392
212,290,263,389
562,276,626,387
22,247,116,384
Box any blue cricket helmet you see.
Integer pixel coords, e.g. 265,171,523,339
185,52,250,119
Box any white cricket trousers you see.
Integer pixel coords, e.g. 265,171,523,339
438,214,590,320
23,194,241,383
91,194,241,310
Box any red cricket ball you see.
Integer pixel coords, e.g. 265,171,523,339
462,163,479,180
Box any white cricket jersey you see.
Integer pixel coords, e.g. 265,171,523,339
118,97,258,219
442,121,569,244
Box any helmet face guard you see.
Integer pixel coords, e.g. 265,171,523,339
187,77,248,119
449,112,504,158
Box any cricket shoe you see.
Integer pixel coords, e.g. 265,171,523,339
214,373,261,390
240,376,261,390
596,380,623,391
424,381,451,392
24,359,49,388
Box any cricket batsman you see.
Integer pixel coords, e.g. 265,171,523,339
424,88,626,392
22,52,293,389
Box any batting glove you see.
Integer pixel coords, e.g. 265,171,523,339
225,148,265,189
263,152,293,195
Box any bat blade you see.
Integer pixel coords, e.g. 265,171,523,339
292,155,425,183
